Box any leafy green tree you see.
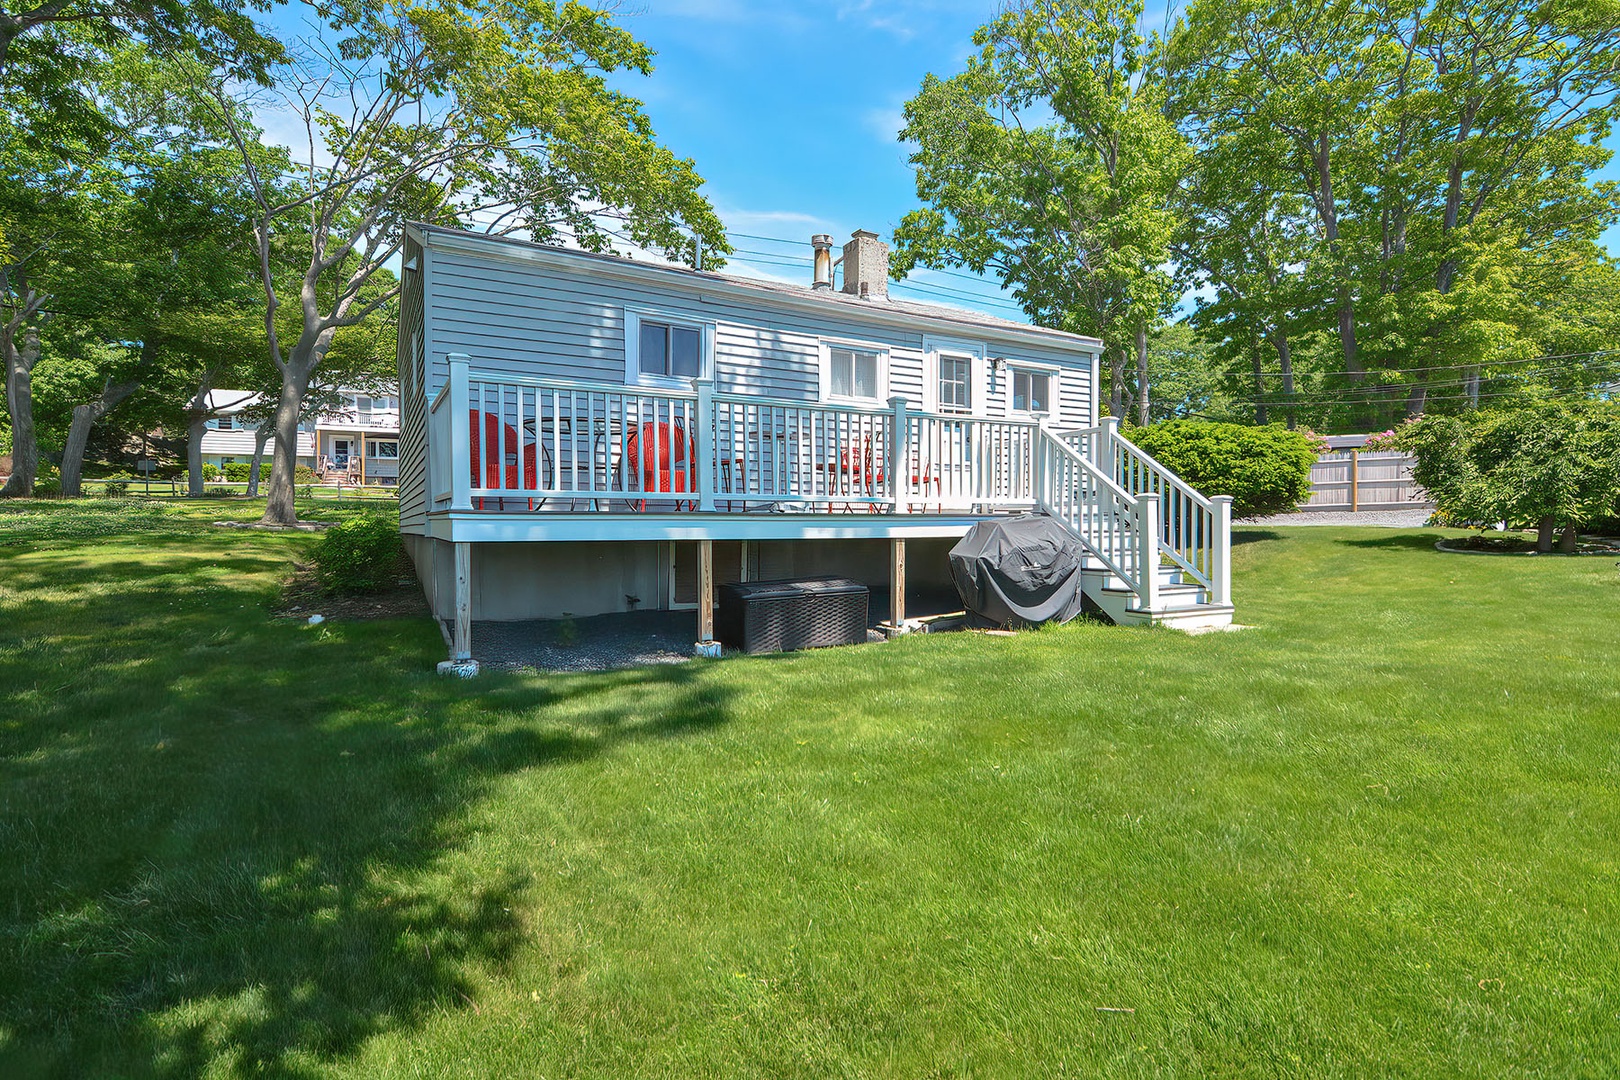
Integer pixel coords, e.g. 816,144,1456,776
892,0,1188,422
0,122,108,496
1168,0,1620,420
1404,400,1620,551
0,0,281,148
189,0,729,524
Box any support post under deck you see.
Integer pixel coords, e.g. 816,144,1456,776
695,539,719,656
890,538,907,627
453,541,472,661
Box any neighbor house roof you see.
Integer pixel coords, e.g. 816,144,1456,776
408,223,1103,355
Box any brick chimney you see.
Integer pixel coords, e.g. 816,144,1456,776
840,230,888,301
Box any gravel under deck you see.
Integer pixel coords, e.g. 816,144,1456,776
471,611,699,673
466,586,966,673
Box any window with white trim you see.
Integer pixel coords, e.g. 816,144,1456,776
1011,368,1053,415
819,340,889,403
938,353,973,412
367,439,399,459
640,321,701,378
625,307,713,387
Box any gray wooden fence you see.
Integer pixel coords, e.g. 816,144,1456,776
1305,449,1430,511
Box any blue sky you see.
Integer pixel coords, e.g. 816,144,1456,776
602,1,1025,317
258,1,1620,324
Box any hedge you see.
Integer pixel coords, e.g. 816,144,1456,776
1128,420,1316,519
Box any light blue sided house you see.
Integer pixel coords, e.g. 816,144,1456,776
395,225,1235,661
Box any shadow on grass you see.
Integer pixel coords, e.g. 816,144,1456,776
0,520,733,1077
1231,529,1284,546
1335,533,1445,552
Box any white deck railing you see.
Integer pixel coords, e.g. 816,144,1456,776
428,356,1230,614
1058,418,1232,608
431,358,1047,517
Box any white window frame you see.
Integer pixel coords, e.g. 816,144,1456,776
1006,360,1061,418
367,438,399,459
817,336,891,405
624,305,715,389
923,336,987,415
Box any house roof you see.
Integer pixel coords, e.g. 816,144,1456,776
408,223,1103,355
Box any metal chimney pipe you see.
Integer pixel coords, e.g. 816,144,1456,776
811,234,834,290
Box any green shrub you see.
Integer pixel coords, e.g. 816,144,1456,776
102,480,129,497
1402,400,1620,551
201,463,221,481
1129,420,1316,519
313,516,405,594
223,462,254,482
295,465,317,484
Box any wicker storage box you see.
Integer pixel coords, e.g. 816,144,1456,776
716,576,869,654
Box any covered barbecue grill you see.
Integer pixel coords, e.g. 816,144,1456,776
948,514,1088,627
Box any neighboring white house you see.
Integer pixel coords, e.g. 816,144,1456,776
199,388,401,483
396,224,1236,660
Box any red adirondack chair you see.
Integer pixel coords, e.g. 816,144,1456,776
624,420,696,511
469,410,540,510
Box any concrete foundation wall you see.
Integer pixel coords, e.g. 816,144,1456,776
404,535,963,622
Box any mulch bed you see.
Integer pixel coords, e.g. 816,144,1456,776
274,563,431,620
1435,534,1620,556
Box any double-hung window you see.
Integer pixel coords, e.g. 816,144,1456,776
1011,368,1053,415
938,353,973,412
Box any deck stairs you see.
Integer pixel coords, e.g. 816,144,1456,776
1035,420,1235,630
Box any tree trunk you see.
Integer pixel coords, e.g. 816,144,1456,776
183,373,215,498
1559,524,1578,553
60,378,141,496
1251,348,1268,426
1108,345,1125,420
1,325,42,497
1465,368,1480,408
1135,324,1150,427
1536,515,1555,553
262,367,313,524
1404,383,1427,420
1272,330,1296,429
1337,298,1362,382
246,422,273,497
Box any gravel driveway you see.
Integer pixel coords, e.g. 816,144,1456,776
1243,508,1435,528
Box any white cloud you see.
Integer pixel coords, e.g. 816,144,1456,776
717,206,831,234
862,103,908,145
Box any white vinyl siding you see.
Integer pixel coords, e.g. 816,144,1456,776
408,230,1102,507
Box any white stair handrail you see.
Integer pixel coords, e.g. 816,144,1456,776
1033,429,1150,605
1068,419,1229,604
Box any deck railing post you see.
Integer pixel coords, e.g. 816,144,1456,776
1136,492,1161,615
447,352,471,511
1210,494,1233,607
694,377,716,512
889,395,909,513
1099,415,1120,484
1033,422,1050,505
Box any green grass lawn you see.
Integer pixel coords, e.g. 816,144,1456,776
2,500,1617,1078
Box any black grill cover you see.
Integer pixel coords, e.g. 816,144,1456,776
948,514,1087,627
